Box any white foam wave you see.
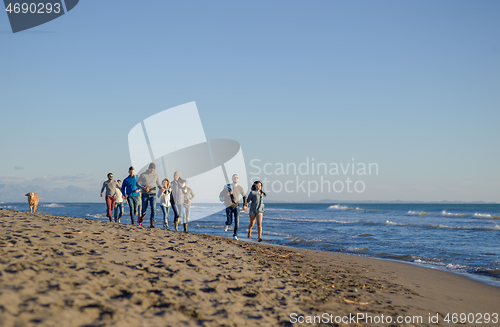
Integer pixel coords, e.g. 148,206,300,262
474,213,492,218
385,220,408,226
267,216,355,224
346,247,369,253
414,259,468,271
441,210,466,217
407,210,427,216
426,224,500,231
265,208,308,212
327,205,352,210
42,203,65,208
86,213,107,219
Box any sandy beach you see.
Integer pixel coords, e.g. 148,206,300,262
0,208,498,327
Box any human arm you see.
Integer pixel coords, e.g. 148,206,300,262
136,175,149,193
121,179,127,198
238,186,248,210
156,175,164,191
100,182,105,197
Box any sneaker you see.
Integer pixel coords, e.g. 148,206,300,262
138,213,146,224
233,236,238,241
224,225,229,232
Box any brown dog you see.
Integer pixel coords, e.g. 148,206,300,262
25,192,39,213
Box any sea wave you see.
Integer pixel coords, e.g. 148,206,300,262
424,224,500,231
441,210,466,217
86,213,107,219
391,254,444,263
473,213,500,219
385,220,410,226
266,216,355,224
265,208,308,212
346,247,369,253
407,210,427,216
327,205,352,210
42,203,65,208
353,233,374,237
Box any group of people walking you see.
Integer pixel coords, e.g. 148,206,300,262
219,174,266,241
100,164,266,241
100,163,194,232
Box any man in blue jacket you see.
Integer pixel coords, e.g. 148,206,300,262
121,166,140,225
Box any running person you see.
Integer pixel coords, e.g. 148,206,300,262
113,180,124,223
157,178,172,230
182,181,195,232
220,174,247,240
136,163,164,228
121,166,140,225
100,173,120,222
170,171,187,231
247,181,266,242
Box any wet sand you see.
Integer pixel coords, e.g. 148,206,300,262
0,208,498,326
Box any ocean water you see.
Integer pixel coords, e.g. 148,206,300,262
2,202,499,287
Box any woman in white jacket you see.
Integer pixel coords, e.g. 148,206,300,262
157,178,172,230
171,171,187,231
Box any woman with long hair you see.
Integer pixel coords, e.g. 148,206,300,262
171,171,187,231
157,178,172,230
247,181,266,242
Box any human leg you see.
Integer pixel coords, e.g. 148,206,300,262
183,205,190,232
118,203,123,219
248,214,256,239
149,194,157,227
106,196,115,222
233,206,240,237
176,204,184,226
161,205,170,230
225,207,233,226
128,196,138,224
183,205,191,224
139,193,148,224
256,213,263,241
172,204,179,231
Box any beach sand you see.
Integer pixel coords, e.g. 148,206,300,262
0,208,498,327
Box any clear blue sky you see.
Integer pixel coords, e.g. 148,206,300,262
1,0,499,202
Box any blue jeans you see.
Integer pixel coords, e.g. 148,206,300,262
172,203,179,224
183,204,191,224
225,206,240,236
127,196,139,223
175,204,184,225
141,193,157,225
160,205,171,229
114,202,124,220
